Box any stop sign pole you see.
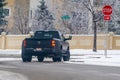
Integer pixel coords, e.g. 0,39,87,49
102,5,112,58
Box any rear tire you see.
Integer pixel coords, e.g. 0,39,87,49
22,57,32,62
63,51,70,61
22,58,27,62
57,57,62,62
21,43,32,62
52,57,57,62
27,57,32,62
52,57,62,62
37,56,44,62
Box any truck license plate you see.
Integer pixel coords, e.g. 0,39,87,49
36,48,42,51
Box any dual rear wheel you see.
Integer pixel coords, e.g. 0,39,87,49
52,51,70,62
22,57,32,62
52,57,62,62
63,51,70,61
22,51,70,62
37,55,44,62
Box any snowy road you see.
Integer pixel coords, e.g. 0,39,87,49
0,60,120,80
0,49,120,80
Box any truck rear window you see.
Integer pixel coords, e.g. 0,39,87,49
34,31,60,39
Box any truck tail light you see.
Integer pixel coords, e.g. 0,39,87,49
23,40,26,47
51,40,56,47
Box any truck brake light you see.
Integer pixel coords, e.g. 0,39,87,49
51,40,56,47
23,40,26,47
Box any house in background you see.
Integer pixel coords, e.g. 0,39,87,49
3,0,30,34
0,0,14,34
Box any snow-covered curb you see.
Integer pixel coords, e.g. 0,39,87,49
0,50,21,54
0,58,21,61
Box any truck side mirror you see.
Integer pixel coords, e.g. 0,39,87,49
29,31,34,38
68,35,72,40
63,35,72,41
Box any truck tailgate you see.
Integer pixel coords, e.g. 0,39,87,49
25,39,53,48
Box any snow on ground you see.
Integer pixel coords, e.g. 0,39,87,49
70,49,120,55
0,49,120,67
67,49,120,67
0,58,21,61
0,71,28,80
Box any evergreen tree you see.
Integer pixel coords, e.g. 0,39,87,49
0,0,7,33
32,0,55,32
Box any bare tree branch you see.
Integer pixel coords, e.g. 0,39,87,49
13,3,30,34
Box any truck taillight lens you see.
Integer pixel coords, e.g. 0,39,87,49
51,40,56,47
23,40,26,47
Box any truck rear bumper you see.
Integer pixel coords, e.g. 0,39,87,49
25,48,61,57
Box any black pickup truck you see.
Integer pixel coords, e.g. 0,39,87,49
21,31,72,62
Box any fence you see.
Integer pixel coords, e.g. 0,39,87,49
0,32,120,50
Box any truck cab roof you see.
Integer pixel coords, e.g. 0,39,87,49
34,31,61,39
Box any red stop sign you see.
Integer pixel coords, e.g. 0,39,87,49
102,5,112,15
104,15,111,20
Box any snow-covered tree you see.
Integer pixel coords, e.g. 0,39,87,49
32,0,55,32
83,0,103,52
0,0,7,34
112,0,120,34
59,0,89,34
